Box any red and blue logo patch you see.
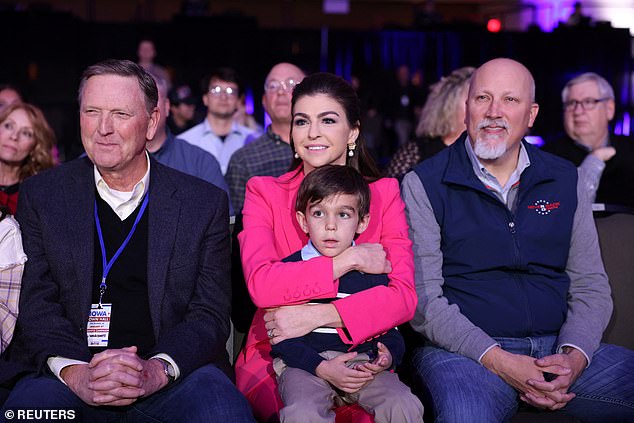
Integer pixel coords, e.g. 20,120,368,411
527,200,560,216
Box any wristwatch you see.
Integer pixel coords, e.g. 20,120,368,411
155,358,176,384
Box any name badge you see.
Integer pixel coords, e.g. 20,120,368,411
87,303,112,347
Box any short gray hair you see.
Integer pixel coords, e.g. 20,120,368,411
561,72,614,103
78,59,158,113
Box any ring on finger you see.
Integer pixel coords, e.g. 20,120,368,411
267,329,274,339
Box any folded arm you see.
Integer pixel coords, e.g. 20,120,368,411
241,177,417,345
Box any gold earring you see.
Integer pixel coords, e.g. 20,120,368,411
348,143,356,157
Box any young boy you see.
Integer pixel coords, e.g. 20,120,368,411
271,165,423,423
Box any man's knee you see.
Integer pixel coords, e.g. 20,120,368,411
410,346,517,423
185,365,251,407
3,374,81,409
149,365,255,422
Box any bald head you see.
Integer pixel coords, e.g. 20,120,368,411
469,58,536,103
266,63,305,84
263,62,306,128
465,58,539,161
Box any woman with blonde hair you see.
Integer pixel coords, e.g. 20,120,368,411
0,102,56,213
386,66,474,180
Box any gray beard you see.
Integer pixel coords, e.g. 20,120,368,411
474,137,508,160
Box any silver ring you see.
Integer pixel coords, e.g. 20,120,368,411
267,329,274,339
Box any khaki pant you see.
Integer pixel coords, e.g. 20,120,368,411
276,350,424,423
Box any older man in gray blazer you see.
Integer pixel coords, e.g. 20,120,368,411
0,59,254,422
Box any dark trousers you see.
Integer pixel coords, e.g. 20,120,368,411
2,364,255,423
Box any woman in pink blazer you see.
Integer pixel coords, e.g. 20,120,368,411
235,73,417,422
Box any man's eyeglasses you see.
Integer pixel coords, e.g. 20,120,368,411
264,78,299,93
209,86,238,97
563,98,609,112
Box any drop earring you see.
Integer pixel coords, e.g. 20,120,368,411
294,152,299,159
348,143,356,157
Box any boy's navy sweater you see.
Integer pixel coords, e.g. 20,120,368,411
271,250,405,376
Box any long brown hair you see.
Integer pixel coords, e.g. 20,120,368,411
288,72,380,179
0,102,56,181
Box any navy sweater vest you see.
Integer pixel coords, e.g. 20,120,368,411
413,136,578,338
91,194,154,355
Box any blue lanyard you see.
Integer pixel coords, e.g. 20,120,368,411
94,194,149,306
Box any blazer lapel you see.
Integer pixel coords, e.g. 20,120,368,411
64,158,96,329
281,172,307,253
146,162,179,339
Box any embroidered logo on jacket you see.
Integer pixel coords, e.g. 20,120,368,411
527,200,560,215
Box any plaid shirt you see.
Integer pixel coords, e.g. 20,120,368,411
0,215,27,353
225,126,292,214
385,136,447,181
385,140,422,181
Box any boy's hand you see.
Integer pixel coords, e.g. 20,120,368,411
315,352,374,393
352,342,393,375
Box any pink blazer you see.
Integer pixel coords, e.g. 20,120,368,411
235,169,416,420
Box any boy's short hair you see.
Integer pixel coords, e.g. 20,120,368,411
295,165,371,219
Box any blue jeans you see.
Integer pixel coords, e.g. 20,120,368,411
410,336,634,423
2,364,256,423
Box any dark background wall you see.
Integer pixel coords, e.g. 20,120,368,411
0,6,631,160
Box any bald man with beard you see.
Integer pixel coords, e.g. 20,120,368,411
402,58,634,422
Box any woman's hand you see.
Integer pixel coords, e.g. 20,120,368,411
264,303,342,344
315,352,374,393
333,243,392,279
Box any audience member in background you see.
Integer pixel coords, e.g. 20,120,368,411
234,72,416,423
402,57,634,422
351,73,385,164
137,39,171,87
179,67,256,174
234,94,263,136
147,75,233,216
0,102,56,214
271,164,423,423
0,205,27,353
0,85,22,112
225,62,305,214
386,66,474,181
566,2,590,27
542,72,634,208
412,0,443,29
167,84,198,135
385,65,419,149
410,69,428,122
0,59,254,422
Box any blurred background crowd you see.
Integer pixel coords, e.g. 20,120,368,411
0,0,632,167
